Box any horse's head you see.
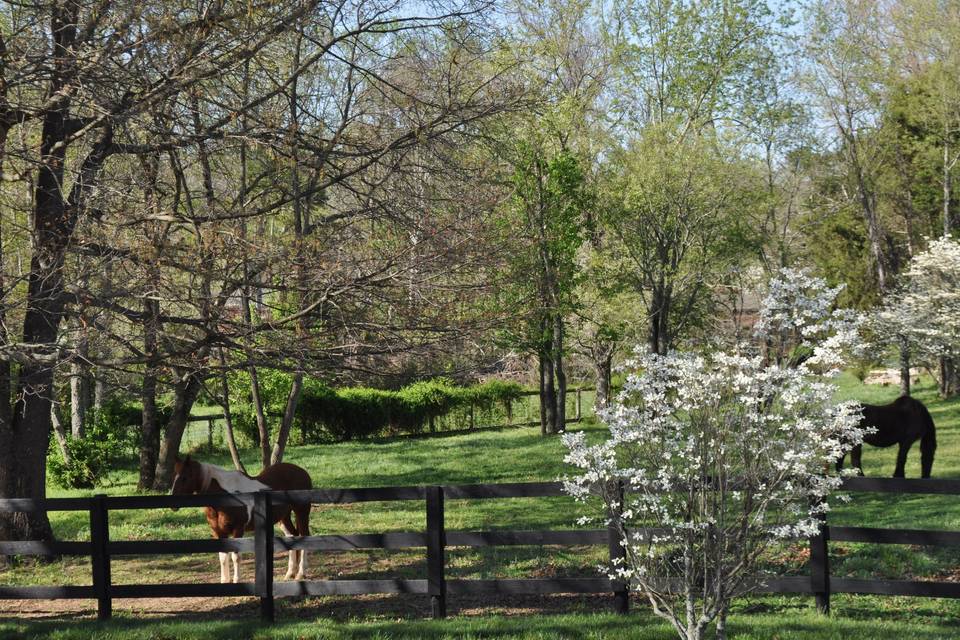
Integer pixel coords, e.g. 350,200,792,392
170,455,203,509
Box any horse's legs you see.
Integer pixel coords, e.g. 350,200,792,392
280,515,299,581
229,525,246,583
850,444,863,476
230,551,241,583
894,440,913,478
218,552,230,583
294,505,310,580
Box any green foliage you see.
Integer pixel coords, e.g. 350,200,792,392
47,400,142,489
497,137,592,354
228,370,524,442
600,125,765,352
803,195,880,309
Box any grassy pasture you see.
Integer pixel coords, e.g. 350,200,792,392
2,599,960,639
1,374,958,637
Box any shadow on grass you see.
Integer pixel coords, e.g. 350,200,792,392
3,594,960,640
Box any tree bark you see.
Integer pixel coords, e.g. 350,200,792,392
271,373,303,466
152,373,203,490
0,120,15,549
2,7,82,540
940,357,956,398
553,314,566,433
899,337,911,397
69,326,89,439
93,378,106,412
594,351,612,410
944,134,953,236
217,348,246,474
139,369,159,490
539,339,557,435
138,294,160,490
50,402,70,462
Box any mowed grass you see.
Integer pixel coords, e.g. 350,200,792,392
2,374,959,636
2,597,960,639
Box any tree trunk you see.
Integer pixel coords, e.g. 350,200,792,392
217,349,246,474
0,124,15,550
1,21,71,539
50,402,70,462
249,366,271,469
152,373,203,490
2,47,79,539
138,290,160,489
940,357,956,398
944,135,953,236
69,329,89,439
715,606,728,640
649,287,669,355
594,352,612,411
138,366,159,491
0,3,116,538
553,314,566,433
899,337,911,397
271,372,303,466
540,350,556,435
93,377,106,412
848,126,887,292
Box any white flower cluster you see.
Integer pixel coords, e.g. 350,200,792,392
755,268,864,371
877,235,960,361
562,269,866,639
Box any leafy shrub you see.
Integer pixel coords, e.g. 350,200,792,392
462,379,524,411
396,378,459,432
48,400,141,489
226,368,525,443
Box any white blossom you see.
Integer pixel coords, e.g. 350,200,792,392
563,270,865,640
874,235,960,364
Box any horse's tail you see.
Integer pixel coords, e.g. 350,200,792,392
918,402,937,479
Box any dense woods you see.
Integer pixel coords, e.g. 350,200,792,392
1,0,960,543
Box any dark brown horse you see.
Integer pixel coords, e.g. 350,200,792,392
171,456,312,582
838,396,937,478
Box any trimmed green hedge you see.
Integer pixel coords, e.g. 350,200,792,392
228,373,524,443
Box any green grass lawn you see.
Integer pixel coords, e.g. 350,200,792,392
2,373,959,636
2,597,960,639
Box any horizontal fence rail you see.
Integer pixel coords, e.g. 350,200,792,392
0,478,957,622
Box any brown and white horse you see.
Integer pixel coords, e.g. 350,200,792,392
171,456,312,583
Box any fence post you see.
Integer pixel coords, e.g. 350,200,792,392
608,481,629,614
810,510,830,614
426,486,446,619
89,494,112,621
575,388,582,421
254,491,275,623
469,404,475,430
207,417,214,449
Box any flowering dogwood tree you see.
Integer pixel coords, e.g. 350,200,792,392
563,270,865,640
876,236,960,394
755,267,863,371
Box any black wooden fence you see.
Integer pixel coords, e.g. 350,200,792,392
0,477,958,623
